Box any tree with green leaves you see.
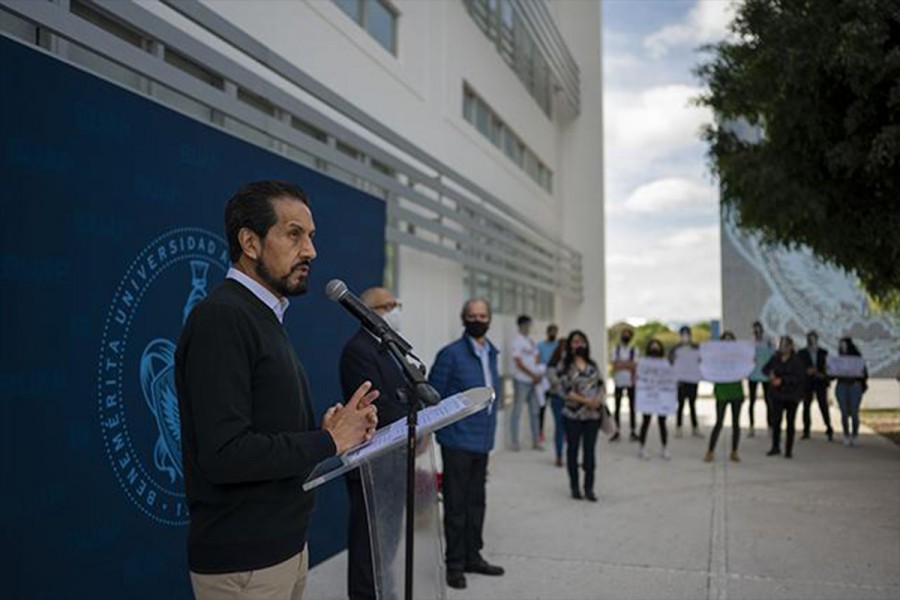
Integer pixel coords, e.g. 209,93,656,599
695,0,900,308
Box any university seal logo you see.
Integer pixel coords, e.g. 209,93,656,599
97,228,229,524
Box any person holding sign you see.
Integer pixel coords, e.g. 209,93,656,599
558,331,604,501
637,339,675,461
704,332,744,463
670,326,702,438
762,336,805,459
747,321,775,438
832,337,869,446
610,328,640,442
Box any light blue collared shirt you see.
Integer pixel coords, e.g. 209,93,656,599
227,267,290,323
467,335,494,389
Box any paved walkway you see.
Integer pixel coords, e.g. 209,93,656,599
307,400,900,600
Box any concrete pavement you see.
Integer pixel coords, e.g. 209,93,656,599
305,399,900,600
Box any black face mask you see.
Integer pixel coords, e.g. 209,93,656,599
464,320,489,339
648,347,664,358
621,336,632,345
573,346,589,358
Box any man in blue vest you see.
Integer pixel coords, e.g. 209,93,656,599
430,298,504,590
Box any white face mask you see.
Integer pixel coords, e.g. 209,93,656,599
382,306,402,332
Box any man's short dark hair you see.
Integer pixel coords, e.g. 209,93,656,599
517,315,532,327
225,180,309,263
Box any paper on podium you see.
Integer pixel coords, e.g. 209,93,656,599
303,387,494,491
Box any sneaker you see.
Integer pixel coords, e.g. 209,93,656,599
784,451,793,459
629,432,640,442
703,450,714,463
533,443,545,451
584,491,598,502
610,432,621,442
692,427,703,438
730,451,741,462
675,427,684,439
850,436,858,447
748,428,756,438
571,489,583,500
638,446,650,460
843,435,851,446
801,432,810,440
660,447,672,460
827,430,834,442
555,457,563,468
766,448,780,457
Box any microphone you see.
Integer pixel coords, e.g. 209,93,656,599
326,279,440,406
325,279,412,353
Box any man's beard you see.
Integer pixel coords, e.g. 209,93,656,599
255,257,309,297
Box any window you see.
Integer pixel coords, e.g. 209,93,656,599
464,0,552,117
466,268,554,319
463,85,553,193
332,0,398,55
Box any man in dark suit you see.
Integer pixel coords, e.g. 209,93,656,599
798,330,834,441
340,287,409,600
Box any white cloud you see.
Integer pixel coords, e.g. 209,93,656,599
604,84,710,165
624,177,717,214
663,225,720,248
644,0,736,58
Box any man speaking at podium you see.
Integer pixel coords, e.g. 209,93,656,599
175,181,378,600
339,287,409,600
429,298,505,590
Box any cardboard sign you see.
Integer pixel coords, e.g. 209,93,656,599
673,347,702,383
636,358,678,416
700,341,755,383
826,355,866,378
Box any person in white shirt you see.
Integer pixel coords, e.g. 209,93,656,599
610,328,639,442
510,315,542,451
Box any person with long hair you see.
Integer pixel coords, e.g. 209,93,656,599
704,332,744,463
834,337,869,447
763,336,805,459
638,338,671,460
557,330,604,501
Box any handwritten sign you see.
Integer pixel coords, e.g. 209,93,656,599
700,341,755,383
636,358,677,416
826,355,866,378
673,347,702,383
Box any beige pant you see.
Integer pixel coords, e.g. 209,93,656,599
190,548,308,600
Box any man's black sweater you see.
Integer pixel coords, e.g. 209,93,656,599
175,279,336,574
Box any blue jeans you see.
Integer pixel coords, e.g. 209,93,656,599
511,380,540,448
548,393,566,459
835,381,863,437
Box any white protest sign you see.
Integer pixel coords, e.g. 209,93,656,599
700,341,755,383
673,347,702,383
826,355,866,378
635,358,677,416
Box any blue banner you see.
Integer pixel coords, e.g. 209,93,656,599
0,36,385,599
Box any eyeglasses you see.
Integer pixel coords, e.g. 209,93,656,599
373,300,402,312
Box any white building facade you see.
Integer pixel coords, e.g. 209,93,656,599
1,0,606,373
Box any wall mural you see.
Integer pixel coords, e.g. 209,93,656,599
722,216,899,377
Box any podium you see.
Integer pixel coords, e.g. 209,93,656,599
304,387,495,600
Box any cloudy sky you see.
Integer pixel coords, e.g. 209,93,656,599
602,0,736,326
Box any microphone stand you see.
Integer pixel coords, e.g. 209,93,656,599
379,332,439,600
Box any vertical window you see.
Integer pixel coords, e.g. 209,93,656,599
366,0,396,54
332,0,397,55
462,85,553,193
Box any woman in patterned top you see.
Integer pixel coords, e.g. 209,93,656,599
557,330,604,502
